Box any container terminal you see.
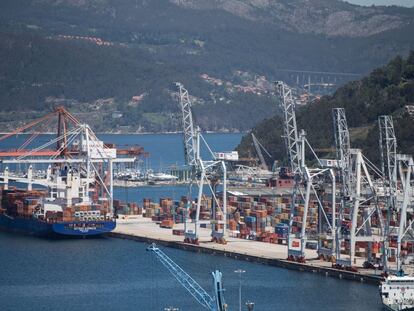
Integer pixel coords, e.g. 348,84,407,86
0,107,137,236
0,83,413,310
111,82,414,310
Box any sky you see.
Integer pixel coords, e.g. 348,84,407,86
346,0,414,7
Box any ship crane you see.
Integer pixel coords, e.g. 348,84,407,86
275,81,336,262
176,83,227,245
147,243,227,311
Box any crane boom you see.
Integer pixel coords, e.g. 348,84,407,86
333,108,351,196
275,81,301,174
251,133,269,171
176,82,197,167
396,154,414,273
175,83,227,244
147,243,226,311
379,115,397,204
379,115,397,271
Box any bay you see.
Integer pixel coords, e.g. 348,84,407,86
0,133,383,310
0,232,382,311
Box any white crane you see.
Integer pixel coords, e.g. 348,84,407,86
379,115,398,272
276,81,336,262
333,108,352,198
251,133,271,171
395,154,414,274
177,83,197,168
275,81,301,175
147,243,227,311
0,115,135,215
176,83,227,244
332,108,386,268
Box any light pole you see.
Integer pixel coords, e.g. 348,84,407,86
234,269,246,311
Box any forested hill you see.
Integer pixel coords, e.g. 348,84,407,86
236,52,414,166
0,0,414,132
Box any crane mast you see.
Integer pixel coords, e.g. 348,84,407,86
176,83,227,245
378,115,397,271
275,81,301,175
251,133,269,171
333,108,351,197
147,243,227,311
176,82,197,167
379,115,397,210
395,155,414,274
276,82,337,262
332,108,386,268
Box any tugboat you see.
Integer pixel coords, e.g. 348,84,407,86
0,107,135,237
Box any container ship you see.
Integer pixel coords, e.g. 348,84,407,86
0,172,116,237
380,274,414,311
0,107,136,237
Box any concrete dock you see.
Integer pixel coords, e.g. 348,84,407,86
110,216,384,285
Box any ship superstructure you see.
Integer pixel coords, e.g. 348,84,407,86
0,107,135,236
380,275,414,311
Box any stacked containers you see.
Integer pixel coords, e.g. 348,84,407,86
275,223,289,239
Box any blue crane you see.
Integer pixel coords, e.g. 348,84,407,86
147,243,227,311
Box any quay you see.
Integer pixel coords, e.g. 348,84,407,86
110,217,383,285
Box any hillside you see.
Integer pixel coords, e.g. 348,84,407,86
171,0,413,37
236,51,414,166
0,0,413,132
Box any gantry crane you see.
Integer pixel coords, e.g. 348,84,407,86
333,108,352,198
147,243,227,311
332,108,386,269
176,83,227,244
332,108,352,264
379,115,398,271
276,81,336,262
395,155,414,274
275,81,301,175
0,107,135,215
378,116,414,274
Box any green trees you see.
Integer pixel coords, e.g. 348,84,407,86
238,52,414,166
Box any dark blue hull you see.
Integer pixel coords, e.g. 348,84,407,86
0,214,116,237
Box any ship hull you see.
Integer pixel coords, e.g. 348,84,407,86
383,303,414,311
0,214,116,237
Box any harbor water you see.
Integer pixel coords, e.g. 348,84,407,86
0,133,383,310
0,232,382,311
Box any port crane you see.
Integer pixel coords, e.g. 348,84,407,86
276,81,337,262
176,83,227,244
251,133,272,172
0,107,135,215
378,115,398,272
378,116,414,274
332,108,386,269
395,154,414,274
147,243,227,311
